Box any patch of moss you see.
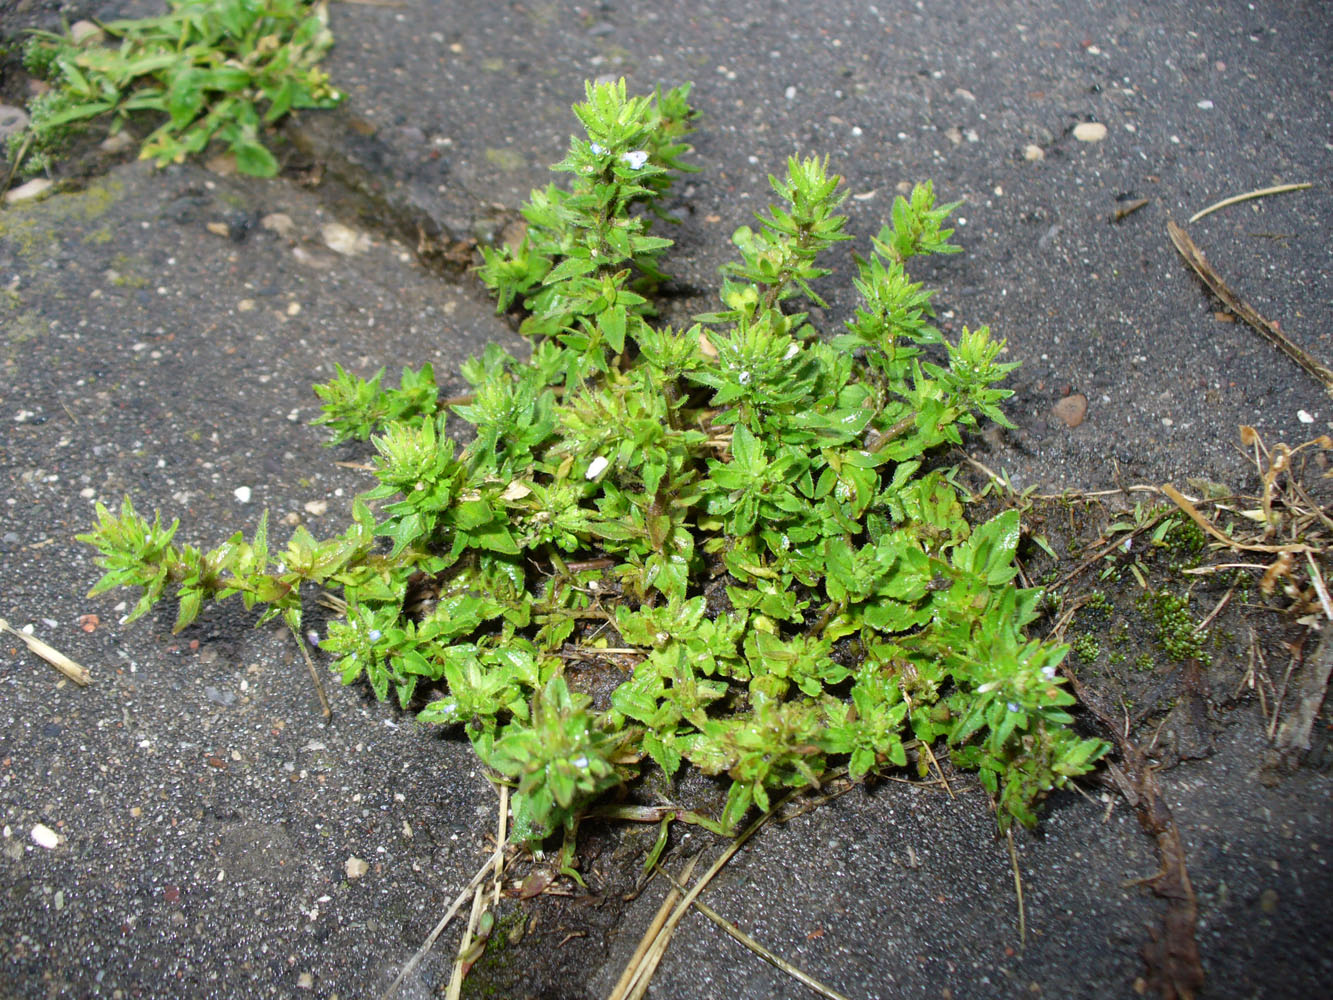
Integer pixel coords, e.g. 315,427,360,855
461,906,530,1000
1083,591,1112,616
5,311,46,345
1136,590,1210,665
1159,517,1209,571
108,254,151,288
484,146,527,171
0,178,123,261
1070,633,1101,663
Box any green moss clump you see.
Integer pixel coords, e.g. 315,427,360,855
1070,633,1101,664
1137,590,1210,665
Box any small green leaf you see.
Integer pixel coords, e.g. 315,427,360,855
232,139,279,177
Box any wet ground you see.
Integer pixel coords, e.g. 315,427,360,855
1,1,1330,998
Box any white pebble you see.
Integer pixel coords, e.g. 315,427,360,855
1073,122,1108,143
1196,99,1214,110
4,178,53,205
1297,410,1314,424
321,222,371,256
233,486,252,503
31,824,59,849
260,213,294,237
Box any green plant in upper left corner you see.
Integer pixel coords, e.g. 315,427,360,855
6,0,342,178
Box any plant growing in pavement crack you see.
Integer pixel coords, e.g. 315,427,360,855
6,0,341,178
79,78,1108,856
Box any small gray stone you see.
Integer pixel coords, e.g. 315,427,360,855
0,104,29,142
69,20,104,46
100,131,135,154
204,686,236,706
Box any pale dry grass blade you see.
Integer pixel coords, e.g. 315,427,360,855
445,884,486,1000
1187,182,1312,224
0,618,91,686
615,789,803,1000
607,855,697,1000
493,783,509,907
381,840,506,1000
658,867,854,1000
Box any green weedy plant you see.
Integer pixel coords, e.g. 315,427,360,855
79,79,1107,852
7,0,341,178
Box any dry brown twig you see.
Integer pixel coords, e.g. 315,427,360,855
1274,630,1333,758
1005,827,1027,949
1167,220,1333,396
288,621,331,720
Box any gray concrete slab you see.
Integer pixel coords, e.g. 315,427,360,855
0,158,525,998
302,0,1332,490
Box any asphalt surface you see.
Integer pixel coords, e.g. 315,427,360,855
1,1,1331,998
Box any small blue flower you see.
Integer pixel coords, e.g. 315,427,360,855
620,150,648,170
589,142,608,155
571,755,590,769
367,629,382,642
1007,701,1021,713
1041,665,1058,680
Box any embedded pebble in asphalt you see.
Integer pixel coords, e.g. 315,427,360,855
1073,121,1108,142
0,103,29,141
3,177,52,204
1053,393,1089,429
321,221,372,255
